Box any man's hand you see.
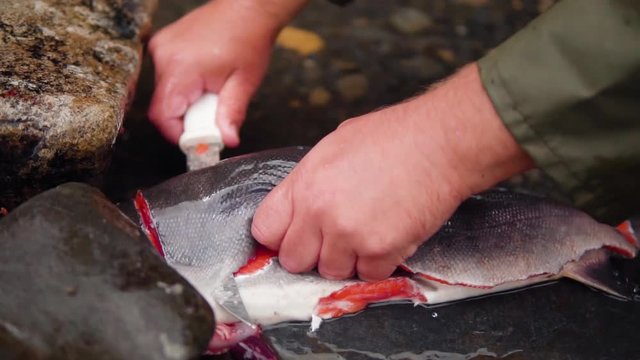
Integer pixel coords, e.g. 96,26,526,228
148,0,307,147
252,63,534,281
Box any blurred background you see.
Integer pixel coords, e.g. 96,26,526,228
104,0,555,203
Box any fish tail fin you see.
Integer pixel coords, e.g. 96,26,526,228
617,219,639,248
562,249,631,300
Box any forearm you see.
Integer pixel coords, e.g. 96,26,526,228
405,63,534,200
214,0,310,35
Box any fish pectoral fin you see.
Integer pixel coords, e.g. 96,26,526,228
561,249,632,300
313,277,427,320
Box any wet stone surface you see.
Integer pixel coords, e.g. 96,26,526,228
0,0,156,209
264,270,640,360
0,183,214,360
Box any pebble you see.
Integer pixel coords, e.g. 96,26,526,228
512,0,525,11
457,0,490,6
436,48,457,64
276,26,325,56
303,58,322,82
389,7,432,35
331,58,359,72
336,74,369,102
400,56,446,79
308,87,332,107
289,99,303,108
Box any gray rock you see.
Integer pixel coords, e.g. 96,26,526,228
389,7,432,35
336,74,368,102
0,183,213,360
0,0,156,209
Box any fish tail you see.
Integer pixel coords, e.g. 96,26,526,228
562,249,633,300
617,219,638,248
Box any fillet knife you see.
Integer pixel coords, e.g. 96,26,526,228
180,94,253,325
215,275,254,326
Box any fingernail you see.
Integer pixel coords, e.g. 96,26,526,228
223,123,240,147
226,123,237,136
279,257,301,274
322,273,345,281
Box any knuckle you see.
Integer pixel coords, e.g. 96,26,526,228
361,239,394,259
306,197,326,218
329,217,357,238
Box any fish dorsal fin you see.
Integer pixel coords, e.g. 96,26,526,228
561,249,631,300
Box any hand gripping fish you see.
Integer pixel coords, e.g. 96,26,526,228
131,147,638,355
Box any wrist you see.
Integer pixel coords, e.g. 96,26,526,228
216,0,310,36
409,63,534,198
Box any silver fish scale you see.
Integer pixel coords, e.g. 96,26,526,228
152,190,260,304
405,189,635,287
141,148,309,304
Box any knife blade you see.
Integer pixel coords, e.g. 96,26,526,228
214,275,253,326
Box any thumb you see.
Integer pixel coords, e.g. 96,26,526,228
216,70,261,148
252,180,294,251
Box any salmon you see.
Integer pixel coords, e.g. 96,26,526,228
130,147,638,355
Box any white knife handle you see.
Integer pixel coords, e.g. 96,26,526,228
179,93,224,170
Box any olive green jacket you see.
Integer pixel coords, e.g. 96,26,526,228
478,0,640,225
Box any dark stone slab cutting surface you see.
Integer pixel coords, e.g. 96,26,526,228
0,182,214,360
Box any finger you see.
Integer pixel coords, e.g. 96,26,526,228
148,71,203,144
216,70,262,148
356,256,400,282
251,180,293,251
278,218,322,273
317,236,357,280
150,116,183,144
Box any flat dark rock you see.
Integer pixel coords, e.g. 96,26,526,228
0,183,213,360
0,0,156,208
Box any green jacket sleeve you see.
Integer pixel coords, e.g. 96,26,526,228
478,0,640,225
